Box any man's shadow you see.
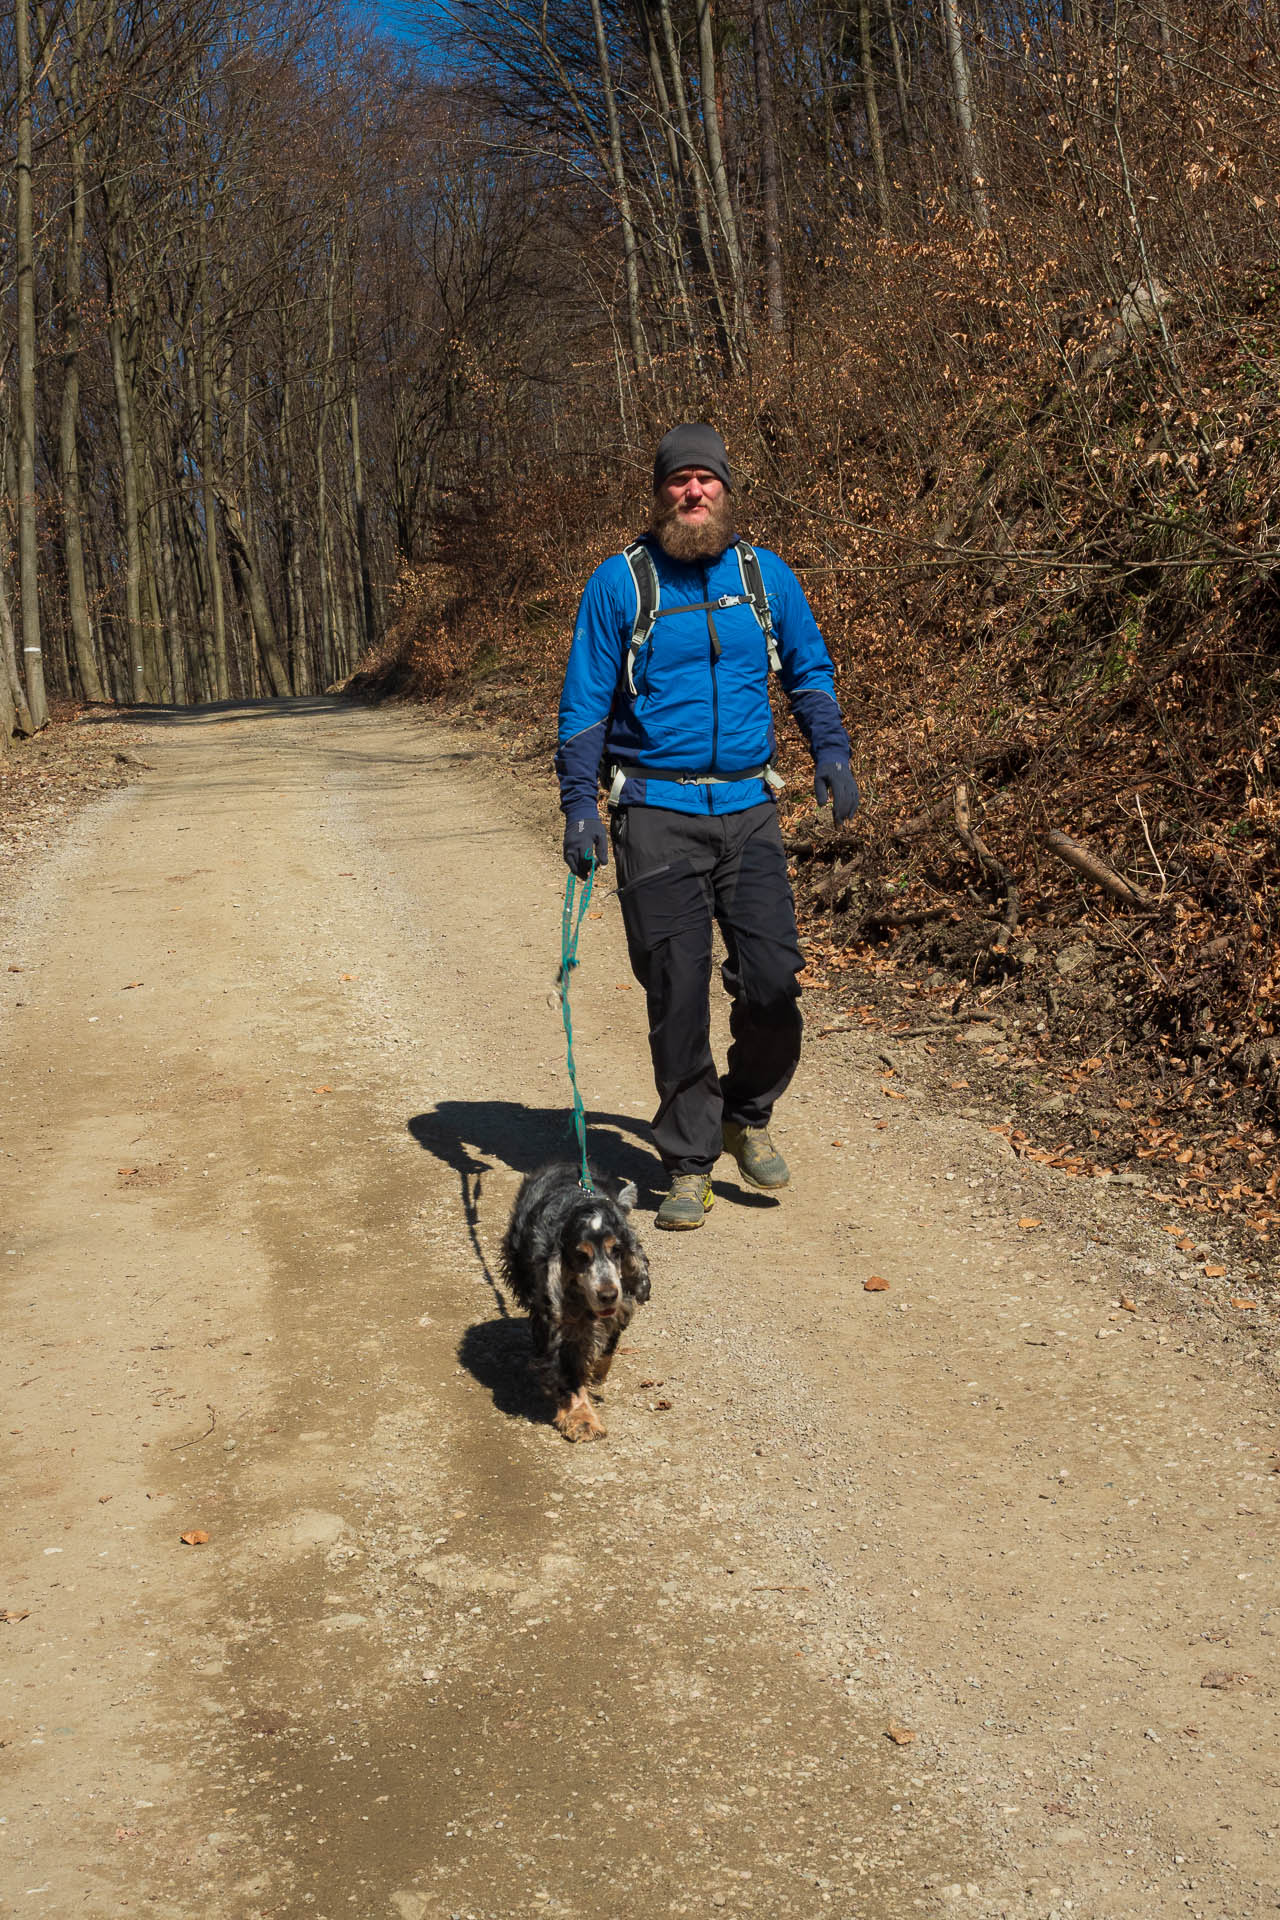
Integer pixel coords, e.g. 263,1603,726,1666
408,1100,657,1431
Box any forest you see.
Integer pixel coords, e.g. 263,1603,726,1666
3,0,1279,1200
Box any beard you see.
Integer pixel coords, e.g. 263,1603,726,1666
649,492,738,561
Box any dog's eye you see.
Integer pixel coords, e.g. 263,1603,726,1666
575,1244,594,1263
603,1238,618,1255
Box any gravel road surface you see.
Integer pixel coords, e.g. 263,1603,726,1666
1,699,1275,1919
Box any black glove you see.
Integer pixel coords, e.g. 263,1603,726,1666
814,761,859,825
563,811,609,878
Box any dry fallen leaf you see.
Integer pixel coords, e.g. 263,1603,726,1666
2,1609,31,1623
1229,1297,1259,1310
1018,1217,1043,1231
1203,1264,1226,1279
886,1723,915,1745
179,1529,210,1546
1201,1670,1251,1691
587,910,603,919
615,983,632,991
653,1398,673,1412
863,1275,890,1292
312,1086,332,1095
122,980,143,990
831,1137,844,1146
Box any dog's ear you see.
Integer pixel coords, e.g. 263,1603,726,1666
614,1179,638,1213
621,1243,650,1304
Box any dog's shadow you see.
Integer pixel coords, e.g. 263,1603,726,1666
408,1099,656,1431
456,1317,549,1427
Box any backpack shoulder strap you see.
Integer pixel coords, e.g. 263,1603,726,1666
622,539,660,695
734,541,781,672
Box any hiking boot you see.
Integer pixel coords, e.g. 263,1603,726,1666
722,1121,790,1191
655,1172,715,1231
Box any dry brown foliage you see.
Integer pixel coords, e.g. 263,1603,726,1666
359,3,1280,1259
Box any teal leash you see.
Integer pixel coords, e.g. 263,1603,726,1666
559,858,597,1193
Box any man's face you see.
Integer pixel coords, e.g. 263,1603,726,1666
650,466,735,561
657,467,725,524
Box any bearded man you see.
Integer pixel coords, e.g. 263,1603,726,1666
555,423,858,1230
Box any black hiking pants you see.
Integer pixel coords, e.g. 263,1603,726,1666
611,801,804,1175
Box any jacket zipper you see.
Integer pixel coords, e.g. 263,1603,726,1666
703,562,719,812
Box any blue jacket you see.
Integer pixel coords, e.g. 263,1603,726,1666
555,536,850,817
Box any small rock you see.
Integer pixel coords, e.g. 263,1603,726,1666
1054,943,1095,978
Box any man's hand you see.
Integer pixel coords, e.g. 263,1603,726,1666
814,761,859,825
563,812,609,878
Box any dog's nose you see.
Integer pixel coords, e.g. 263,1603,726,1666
597,1282,620,1310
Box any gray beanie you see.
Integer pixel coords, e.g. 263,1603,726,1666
652,423,732,493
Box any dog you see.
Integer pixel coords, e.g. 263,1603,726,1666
499,1162,651,1442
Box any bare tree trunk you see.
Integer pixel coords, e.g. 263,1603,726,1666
349,369,375,659
587,0,650,374
939,0,991,228
15,0,49,728
654,0,736,362
0,543,25,740
197,223,230,701
750,0,785,334
884,0,925,212
695,0,747,345
56,0,104,703
107,308,150,700
317,245,338,680
635,0,702,361
859,0,891,229
217,488,291,696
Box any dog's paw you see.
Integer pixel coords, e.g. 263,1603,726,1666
554,1397,607,1442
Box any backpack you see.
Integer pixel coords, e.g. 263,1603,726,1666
620,538,781,696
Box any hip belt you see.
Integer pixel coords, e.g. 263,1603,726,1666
607,763,784,808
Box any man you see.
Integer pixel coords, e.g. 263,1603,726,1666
555,423,858,1230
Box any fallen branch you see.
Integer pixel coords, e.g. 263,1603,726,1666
954,783,1021,951
1044,829,1156,909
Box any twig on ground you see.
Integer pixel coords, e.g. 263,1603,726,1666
1044,828,1156,908
171,1404,217,1450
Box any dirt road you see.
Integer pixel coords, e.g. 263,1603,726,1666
1,699,1276,1920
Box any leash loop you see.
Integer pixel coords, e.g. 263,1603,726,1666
559,857,597,1193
